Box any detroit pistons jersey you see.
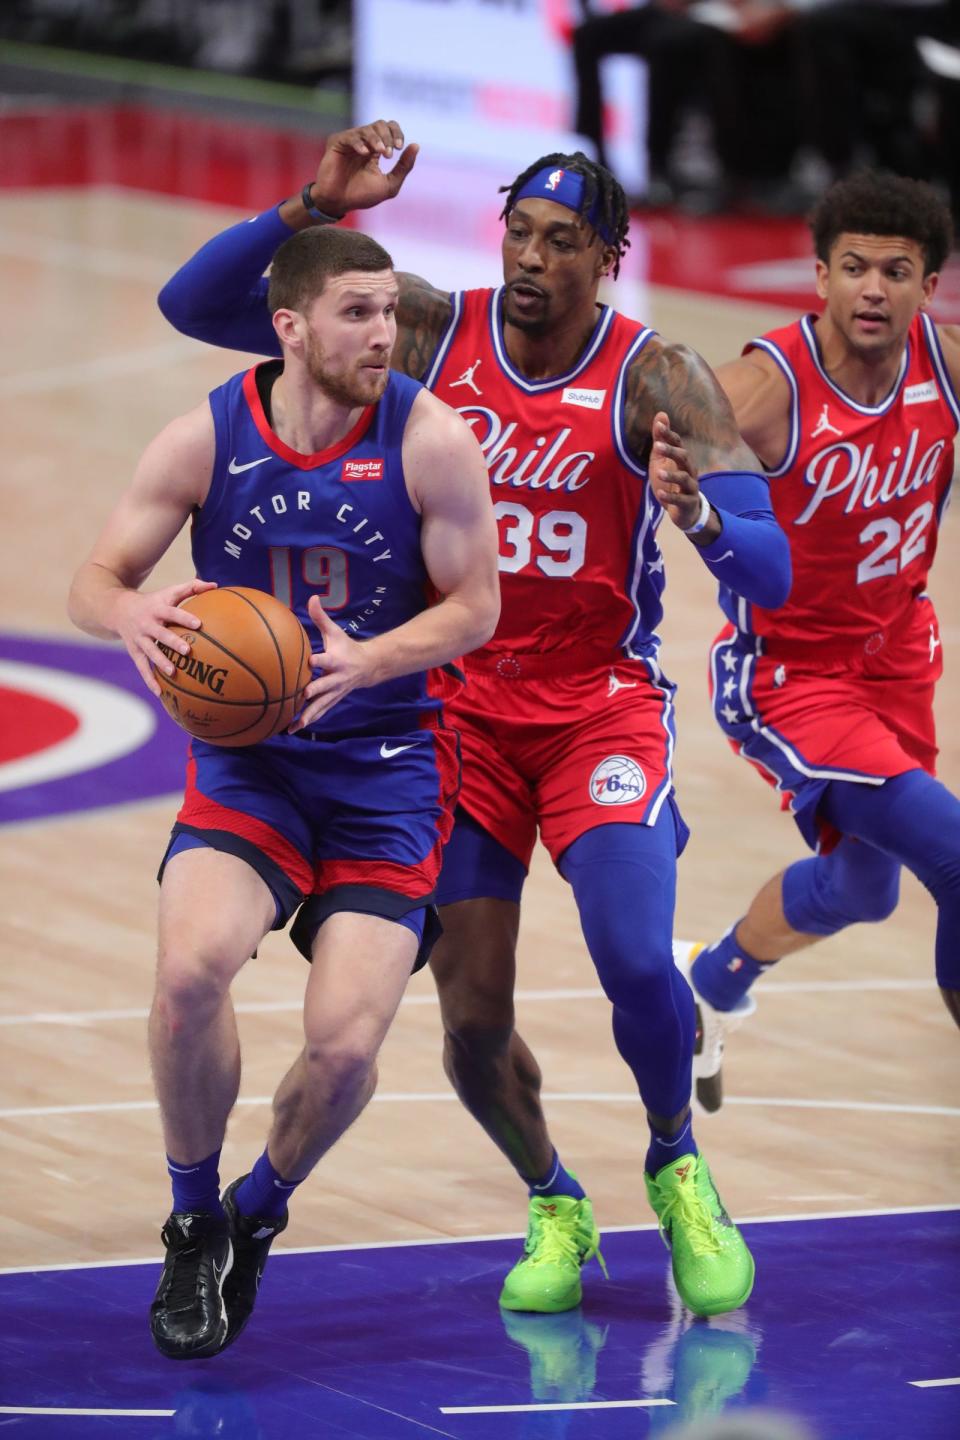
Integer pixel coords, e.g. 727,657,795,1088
193,362,444,734
723,311,958,650
425,288,663,661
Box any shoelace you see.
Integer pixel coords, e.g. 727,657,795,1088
527,1206,608,1277
163,1238,208,1309
657,1180,722,1259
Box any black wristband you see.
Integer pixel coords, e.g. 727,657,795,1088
301,183,342,223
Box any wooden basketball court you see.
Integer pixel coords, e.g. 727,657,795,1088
2,138,958,1287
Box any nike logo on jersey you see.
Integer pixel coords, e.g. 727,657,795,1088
228,456,271,474
810,403,842,440
380,742,415,758
710,550,734,563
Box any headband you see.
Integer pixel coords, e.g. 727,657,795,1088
512,166,615,247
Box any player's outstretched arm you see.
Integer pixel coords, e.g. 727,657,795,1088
67,404,217,696
628,340,791,609
291,392,499,730
157,119,452,377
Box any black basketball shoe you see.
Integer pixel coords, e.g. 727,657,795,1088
149,1211,233,1360
221,1175,288,1346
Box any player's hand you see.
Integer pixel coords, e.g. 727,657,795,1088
648,411,717,538
290,595,379,729
112,579,217,697
309,120,418,218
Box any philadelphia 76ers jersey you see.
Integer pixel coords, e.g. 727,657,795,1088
193,363,447,735
722,311,958,650
424,288,663,661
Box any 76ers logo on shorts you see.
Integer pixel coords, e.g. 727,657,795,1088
589,755,646,806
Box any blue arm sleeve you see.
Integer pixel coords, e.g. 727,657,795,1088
696,471,792,609
157,205,293,356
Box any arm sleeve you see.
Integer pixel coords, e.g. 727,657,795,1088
157,205,294,356
696,470,792,610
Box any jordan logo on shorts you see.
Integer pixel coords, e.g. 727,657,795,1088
450,359,483,395
811,403,842,440
607,669,638,697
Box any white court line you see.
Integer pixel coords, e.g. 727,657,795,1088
0,1407,174,1418
2,1092,958,1121
0,978,934,1027
908,1377,960,1388
1,1203,956,1277
440,1400,674,1414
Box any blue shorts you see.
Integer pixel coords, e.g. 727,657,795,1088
159,724,460,964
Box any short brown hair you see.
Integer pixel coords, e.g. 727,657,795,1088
810,171,954,276
267,226,394,314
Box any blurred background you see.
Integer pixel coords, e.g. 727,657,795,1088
1,0,957,224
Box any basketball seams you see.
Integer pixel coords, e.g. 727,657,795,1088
223,587,288,700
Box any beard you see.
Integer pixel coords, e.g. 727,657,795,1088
304,334,389,407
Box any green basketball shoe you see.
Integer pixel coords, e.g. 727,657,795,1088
499,1195,607,1313
644,1153,754,1317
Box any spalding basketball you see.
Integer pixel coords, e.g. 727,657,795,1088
154,587,313,746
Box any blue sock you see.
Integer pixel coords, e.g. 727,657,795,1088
167,1148,225,1218
691,924,776,1011
234,1148,301,1219
645,1115,698,1178
523,1149,586,1201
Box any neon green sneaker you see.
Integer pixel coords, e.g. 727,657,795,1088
645,1153,754,1317
499,1195,607,1313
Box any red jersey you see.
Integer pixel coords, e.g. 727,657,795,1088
723,312,958,652
425,288,663,663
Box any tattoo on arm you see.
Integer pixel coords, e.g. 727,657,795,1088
394,273,454,382
624,341,761,472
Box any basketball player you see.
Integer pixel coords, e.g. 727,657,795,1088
667,171,960,1109
67,225,500,1359
156,120,792,1318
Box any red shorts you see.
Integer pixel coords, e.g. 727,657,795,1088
710,595,942,851
447,649,683,869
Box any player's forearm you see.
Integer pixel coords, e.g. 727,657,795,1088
360,589,500,684
697,471,792,609
157,206,289,356
67,564,135,641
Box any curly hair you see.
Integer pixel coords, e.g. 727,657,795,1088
810,171,954,275
499,152,631,279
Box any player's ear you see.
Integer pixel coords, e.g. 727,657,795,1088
272,307,305,348
814,258,829,302
596,242,617,279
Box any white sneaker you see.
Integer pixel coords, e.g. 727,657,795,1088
672,939,756,1112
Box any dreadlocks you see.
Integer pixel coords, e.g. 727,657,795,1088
499,152,631,279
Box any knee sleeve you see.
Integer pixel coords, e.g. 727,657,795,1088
782,842,901,936
822,772,960,988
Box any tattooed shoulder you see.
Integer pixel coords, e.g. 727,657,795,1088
395,272,454,381
623,338,757,472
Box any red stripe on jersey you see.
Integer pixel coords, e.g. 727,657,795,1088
242,365,375,470
177,753,314,892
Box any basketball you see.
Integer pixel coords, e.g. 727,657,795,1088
154,586,313,746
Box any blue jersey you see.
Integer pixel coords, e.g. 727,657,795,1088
194,363,450,736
